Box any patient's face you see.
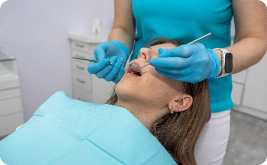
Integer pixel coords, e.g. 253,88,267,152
115,43,184,108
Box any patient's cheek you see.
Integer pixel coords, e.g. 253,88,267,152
139,74,175,96
116,68,181,104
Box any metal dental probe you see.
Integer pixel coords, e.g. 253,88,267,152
72,57,114,65
187,32,212,45
129,32,212,71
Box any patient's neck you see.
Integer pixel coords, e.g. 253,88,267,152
115,99,169,130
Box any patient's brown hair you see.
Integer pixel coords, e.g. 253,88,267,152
106,37,210,165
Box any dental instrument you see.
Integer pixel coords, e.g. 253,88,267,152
72,57,114,65
129,32,212,72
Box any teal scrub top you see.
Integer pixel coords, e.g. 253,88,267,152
0,92,176,165
131,0,234,113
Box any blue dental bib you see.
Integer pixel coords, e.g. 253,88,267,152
0,92,176,165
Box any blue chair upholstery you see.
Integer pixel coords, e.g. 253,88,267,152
0,92,176,165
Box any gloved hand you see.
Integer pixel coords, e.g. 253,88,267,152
149,43,220,84
87,40,129,84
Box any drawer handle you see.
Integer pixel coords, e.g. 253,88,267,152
76,65,85,71
75,43,84,48
76,79,85,84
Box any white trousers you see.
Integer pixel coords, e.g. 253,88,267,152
194,110,231,165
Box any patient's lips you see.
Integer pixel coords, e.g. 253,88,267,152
127,61,142,77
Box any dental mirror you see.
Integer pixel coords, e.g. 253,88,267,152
129,32,212,72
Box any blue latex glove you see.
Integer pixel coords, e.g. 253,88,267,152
87,40,129,84
149,43,220,84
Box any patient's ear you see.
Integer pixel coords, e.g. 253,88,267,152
168,94,193,113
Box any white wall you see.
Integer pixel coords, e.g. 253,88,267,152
0,0,114,121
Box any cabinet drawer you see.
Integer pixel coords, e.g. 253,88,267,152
73,86,92,102
0,97,23,116
71,49,93,60
0,112,24,137
72,60,89,75
72,71,91,92
0,77,20,90
71,40,91,53
0,88,21,100
231,82,243,106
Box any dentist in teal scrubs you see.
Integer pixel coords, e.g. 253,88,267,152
88,0,267,164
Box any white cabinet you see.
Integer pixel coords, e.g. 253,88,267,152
231,52,267,120
68,31,115,104
0,49,24,137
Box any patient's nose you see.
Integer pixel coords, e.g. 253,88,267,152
138,48,152,62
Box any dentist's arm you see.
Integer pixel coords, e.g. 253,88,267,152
215,0,267,76
88,0,135,83
150,0,267,83
108,0,136,52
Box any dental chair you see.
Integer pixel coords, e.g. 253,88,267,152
0,92,176,165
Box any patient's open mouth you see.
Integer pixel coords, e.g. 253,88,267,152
127,62,142,77
129,68,141,76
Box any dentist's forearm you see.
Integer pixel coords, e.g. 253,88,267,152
216,0,267,75
108,27,135,53
228,36,267,73
213,0,267,77
213,36,267,77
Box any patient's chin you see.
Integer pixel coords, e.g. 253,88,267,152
115,83,133,98
115,81,142,102
116,76,133,91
